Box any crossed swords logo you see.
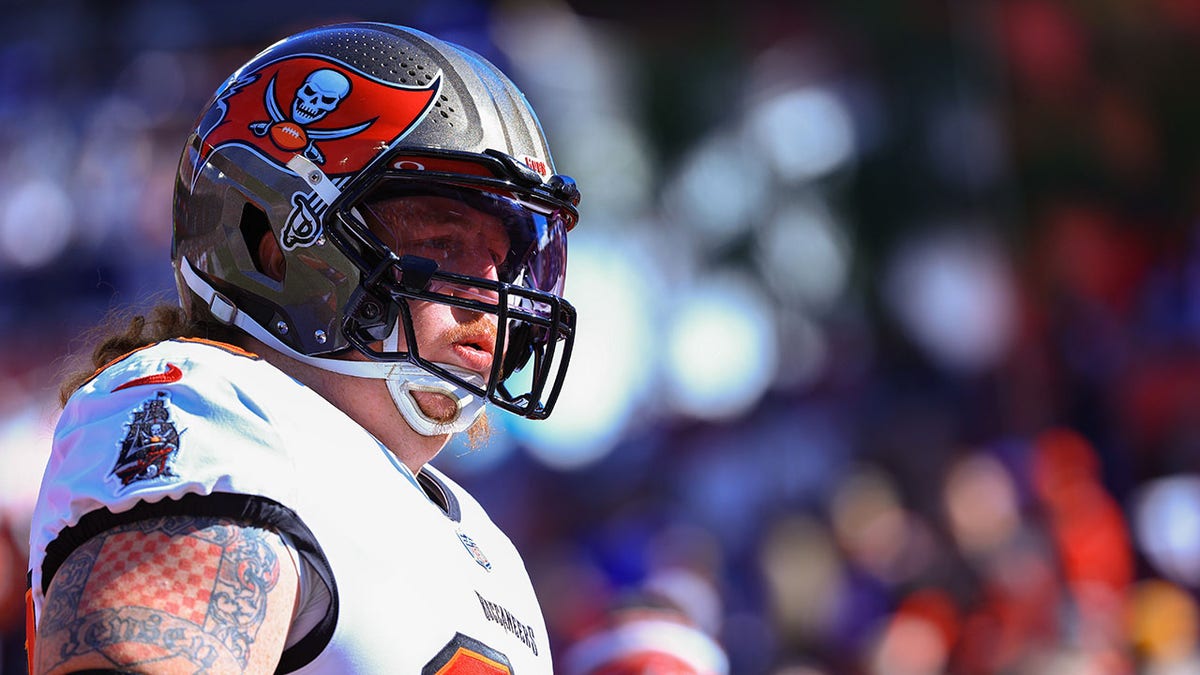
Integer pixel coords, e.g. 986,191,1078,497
248,68,373,165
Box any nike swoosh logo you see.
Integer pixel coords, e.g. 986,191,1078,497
111,363,183,392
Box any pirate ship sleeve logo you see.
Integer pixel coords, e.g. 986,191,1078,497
110,391,183,489
196,55,441,177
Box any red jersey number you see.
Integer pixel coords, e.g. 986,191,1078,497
423,633,514,675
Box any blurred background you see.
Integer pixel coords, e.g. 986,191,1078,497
3,0,1200,673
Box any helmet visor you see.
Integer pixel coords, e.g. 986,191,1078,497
358,181,568,302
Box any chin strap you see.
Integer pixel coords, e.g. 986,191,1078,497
384,367,485,436
380,313,487,436
178,256,487,436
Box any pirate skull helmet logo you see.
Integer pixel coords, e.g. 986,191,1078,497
246,65,375,164
293,69,351,124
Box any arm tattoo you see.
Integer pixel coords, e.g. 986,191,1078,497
37,515,283,673
208,525,282,662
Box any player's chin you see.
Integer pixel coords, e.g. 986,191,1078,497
412,390,461,424
410,390,493,448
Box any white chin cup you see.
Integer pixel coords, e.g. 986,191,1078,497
380,316,487,436
386,363,487,436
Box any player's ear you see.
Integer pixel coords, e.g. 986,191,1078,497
259,232,285,282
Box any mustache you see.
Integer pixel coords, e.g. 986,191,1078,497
442,316,498,348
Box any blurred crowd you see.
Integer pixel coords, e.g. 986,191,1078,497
3,0,1200,673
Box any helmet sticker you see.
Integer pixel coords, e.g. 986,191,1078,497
197,55,441,176
283,189,324,250
521,155,549,179
281,176,350,250
109,391,183,491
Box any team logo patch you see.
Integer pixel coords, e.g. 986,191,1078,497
458,530,492,571
195,55,441,176
110,391,182,489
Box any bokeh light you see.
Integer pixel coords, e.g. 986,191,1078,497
882,227,1018,374
943,451,1020,558
664,132,773,247
1,180,74,269
1133,475,1200,588
514,232,656,469
1127,579,1199,667
662,271,778,420
746,87,856,184
755,197,851,313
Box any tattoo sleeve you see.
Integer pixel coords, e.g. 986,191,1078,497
36,515,294,674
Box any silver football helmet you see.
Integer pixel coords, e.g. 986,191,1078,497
172,22,580,434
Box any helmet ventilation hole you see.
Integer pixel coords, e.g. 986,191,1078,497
239,202,283,281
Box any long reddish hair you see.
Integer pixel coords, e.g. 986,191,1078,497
58,303,242,406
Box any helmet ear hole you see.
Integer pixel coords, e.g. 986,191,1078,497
239,202,284,281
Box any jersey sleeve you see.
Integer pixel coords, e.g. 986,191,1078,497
28,341,303,618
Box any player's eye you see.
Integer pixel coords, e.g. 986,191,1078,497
408,237,459,257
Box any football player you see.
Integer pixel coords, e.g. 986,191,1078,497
27,22,579,674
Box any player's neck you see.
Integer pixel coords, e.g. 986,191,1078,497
250,340,450,473
373,422,448,475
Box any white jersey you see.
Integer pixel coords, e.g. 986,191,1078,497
29,338,553,673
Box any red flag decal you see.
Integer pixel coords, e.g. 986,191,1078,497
197,56,440,177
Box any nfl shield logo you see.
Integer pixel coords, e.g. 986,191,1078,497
457,530,491,571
